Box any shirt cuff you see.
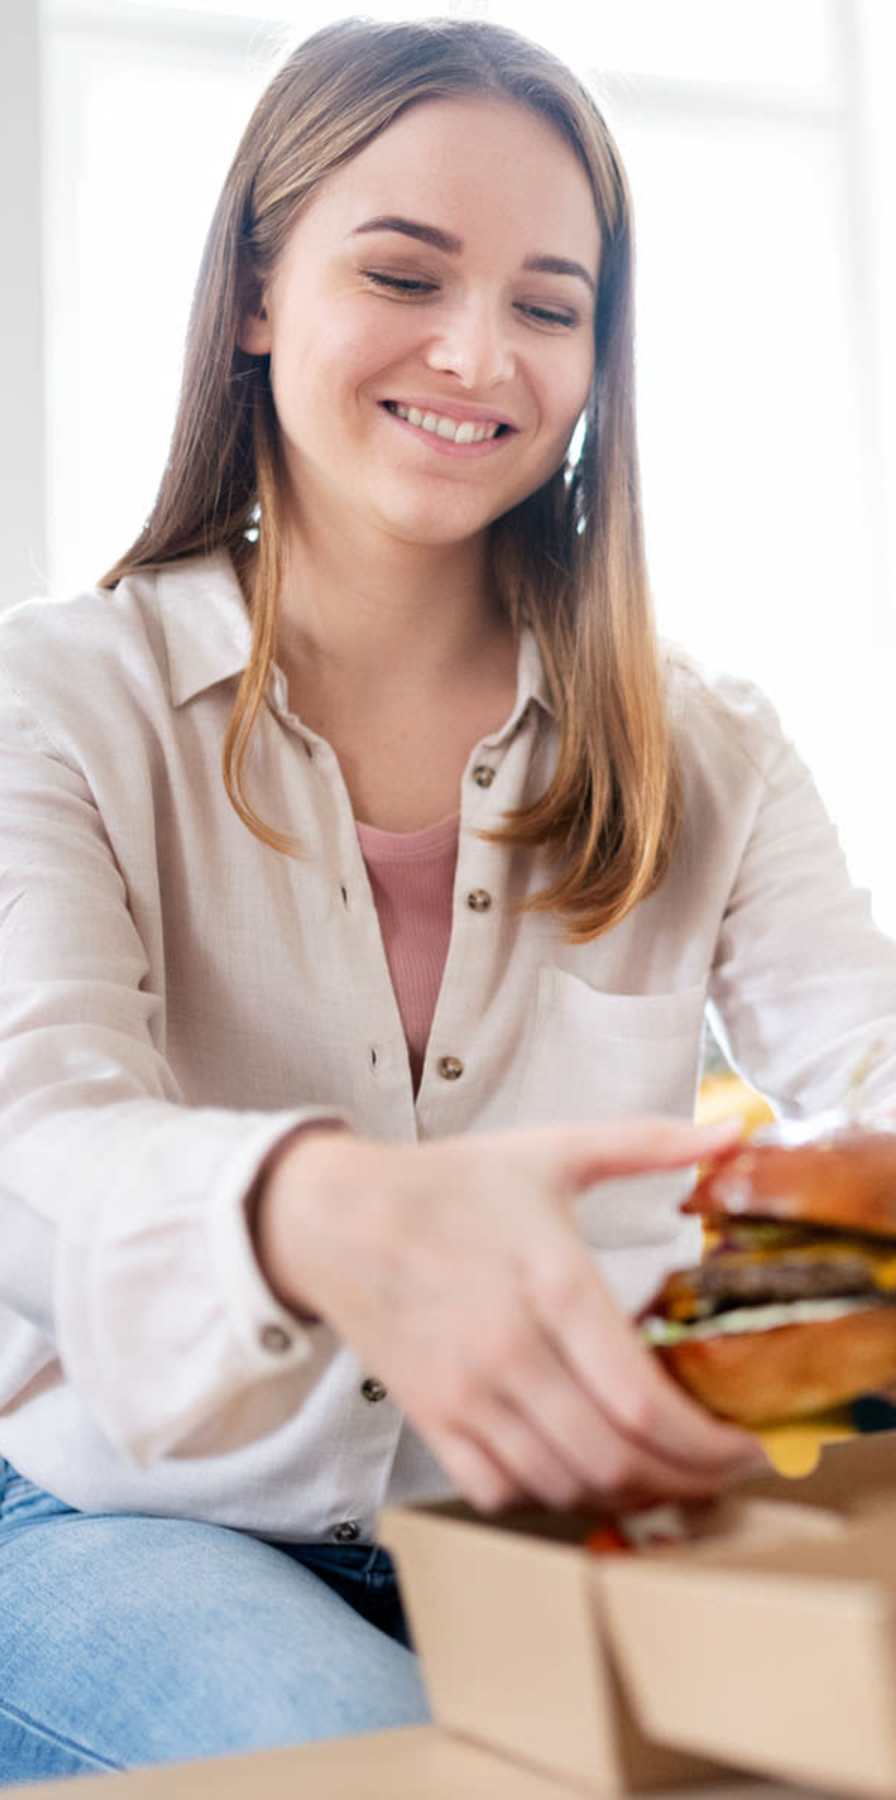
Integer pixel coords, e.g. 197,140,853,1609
55,1101,358,1467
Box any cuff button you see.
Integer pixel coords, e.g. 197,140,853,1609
361,1377,387,1403
260,1324,293,1354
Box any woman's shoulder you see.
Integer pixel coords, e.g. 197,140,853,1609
0,563,164,695
660,638,789,781
0,551,239,736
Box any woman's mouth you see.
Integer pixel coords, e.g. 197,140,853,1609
379,401,515,459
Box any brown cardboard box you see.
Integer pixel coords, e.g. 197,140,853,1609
379,1431,896,1798
12,1725,638,1800
12,1724,842,1800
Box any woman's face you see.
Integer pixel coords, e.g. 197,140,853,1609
241,95,600,552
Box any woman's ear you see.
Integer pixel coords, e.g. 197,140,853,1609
238,301,272,356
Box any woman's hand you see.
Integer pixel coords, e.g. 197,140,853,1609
253,1116,768,1513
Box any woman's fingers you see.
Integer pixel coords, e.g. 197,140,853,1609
549,1115,743,1192
493,1326,761,1505
427,1424,519,1514
456,1394,595,1511
429,1276,764,1518
530,1250,762,1476
414,1122,758,1511
431,1337,757,1516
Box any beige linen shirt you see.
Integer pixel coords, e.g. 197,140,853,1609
2,549,896,1543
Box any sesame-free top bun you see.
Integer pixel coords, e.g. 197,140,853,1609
656,1304,896,1426
682,1130,896,1240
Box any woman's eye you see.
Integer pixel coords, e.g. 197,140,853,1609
362,272,436,297
524,305,578,328
361,271,578,329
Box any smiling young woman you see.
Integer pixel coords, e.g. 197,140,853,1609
99,20,673,944
2,12,896,1786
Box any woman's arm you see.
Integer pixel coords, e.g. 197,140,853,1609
703,675,896,1111
0,669,352,1465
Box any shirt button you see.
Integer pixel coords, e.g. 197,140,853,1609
472,763,495,788
438,1055,464,1081
361,1377,387,1403
259,1324,293,1354
466,888,492,912
333,1520,361,1543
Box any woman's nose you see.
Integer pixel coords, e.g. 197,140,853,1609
424,300,516,391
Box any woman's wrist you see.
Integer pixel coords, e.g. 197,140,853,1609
248,1122,354,1322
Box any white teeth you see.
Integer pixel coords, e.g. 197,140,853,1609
389,403,500,444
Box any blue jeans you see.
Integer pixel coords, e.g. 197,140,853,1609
0,1455,431,1787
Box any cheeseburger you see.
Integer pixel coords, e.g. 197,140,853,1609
641,1119,896,1426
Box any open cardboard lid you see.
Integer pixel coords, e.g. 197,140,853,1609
597,1490,896,1794
596,1433,896,1794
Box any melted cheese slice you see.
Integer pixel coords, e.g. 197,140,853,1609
757,1406,856,1477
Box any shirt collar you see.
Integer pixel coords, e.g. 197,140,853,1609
156,549,254,709
480,612,554,748
155,547,554,727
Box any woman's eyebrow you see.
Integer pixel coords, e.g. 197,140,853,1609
348,214,596,295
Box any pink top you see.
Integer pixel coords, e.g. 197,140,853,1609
355,812,459,1095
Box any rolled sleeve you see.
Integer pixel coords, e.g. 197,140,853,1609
54,1101,350,1467
0,670,354,1465
707,680,896,1111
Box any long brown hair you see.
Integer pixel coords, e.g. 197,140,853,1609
100,15,682,946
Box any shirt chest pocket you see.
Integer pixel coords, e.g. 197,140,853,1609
517,966,708,1129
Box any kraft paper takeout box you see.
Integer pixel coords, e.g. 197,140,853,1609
379,1430,896,1798
15,1725,629,1800
10,1724,830,1800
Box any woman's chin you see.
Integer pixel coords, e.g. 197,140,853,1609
371,500,496,548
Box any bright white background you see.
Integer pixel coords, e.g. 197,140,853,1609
6,1,896,928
